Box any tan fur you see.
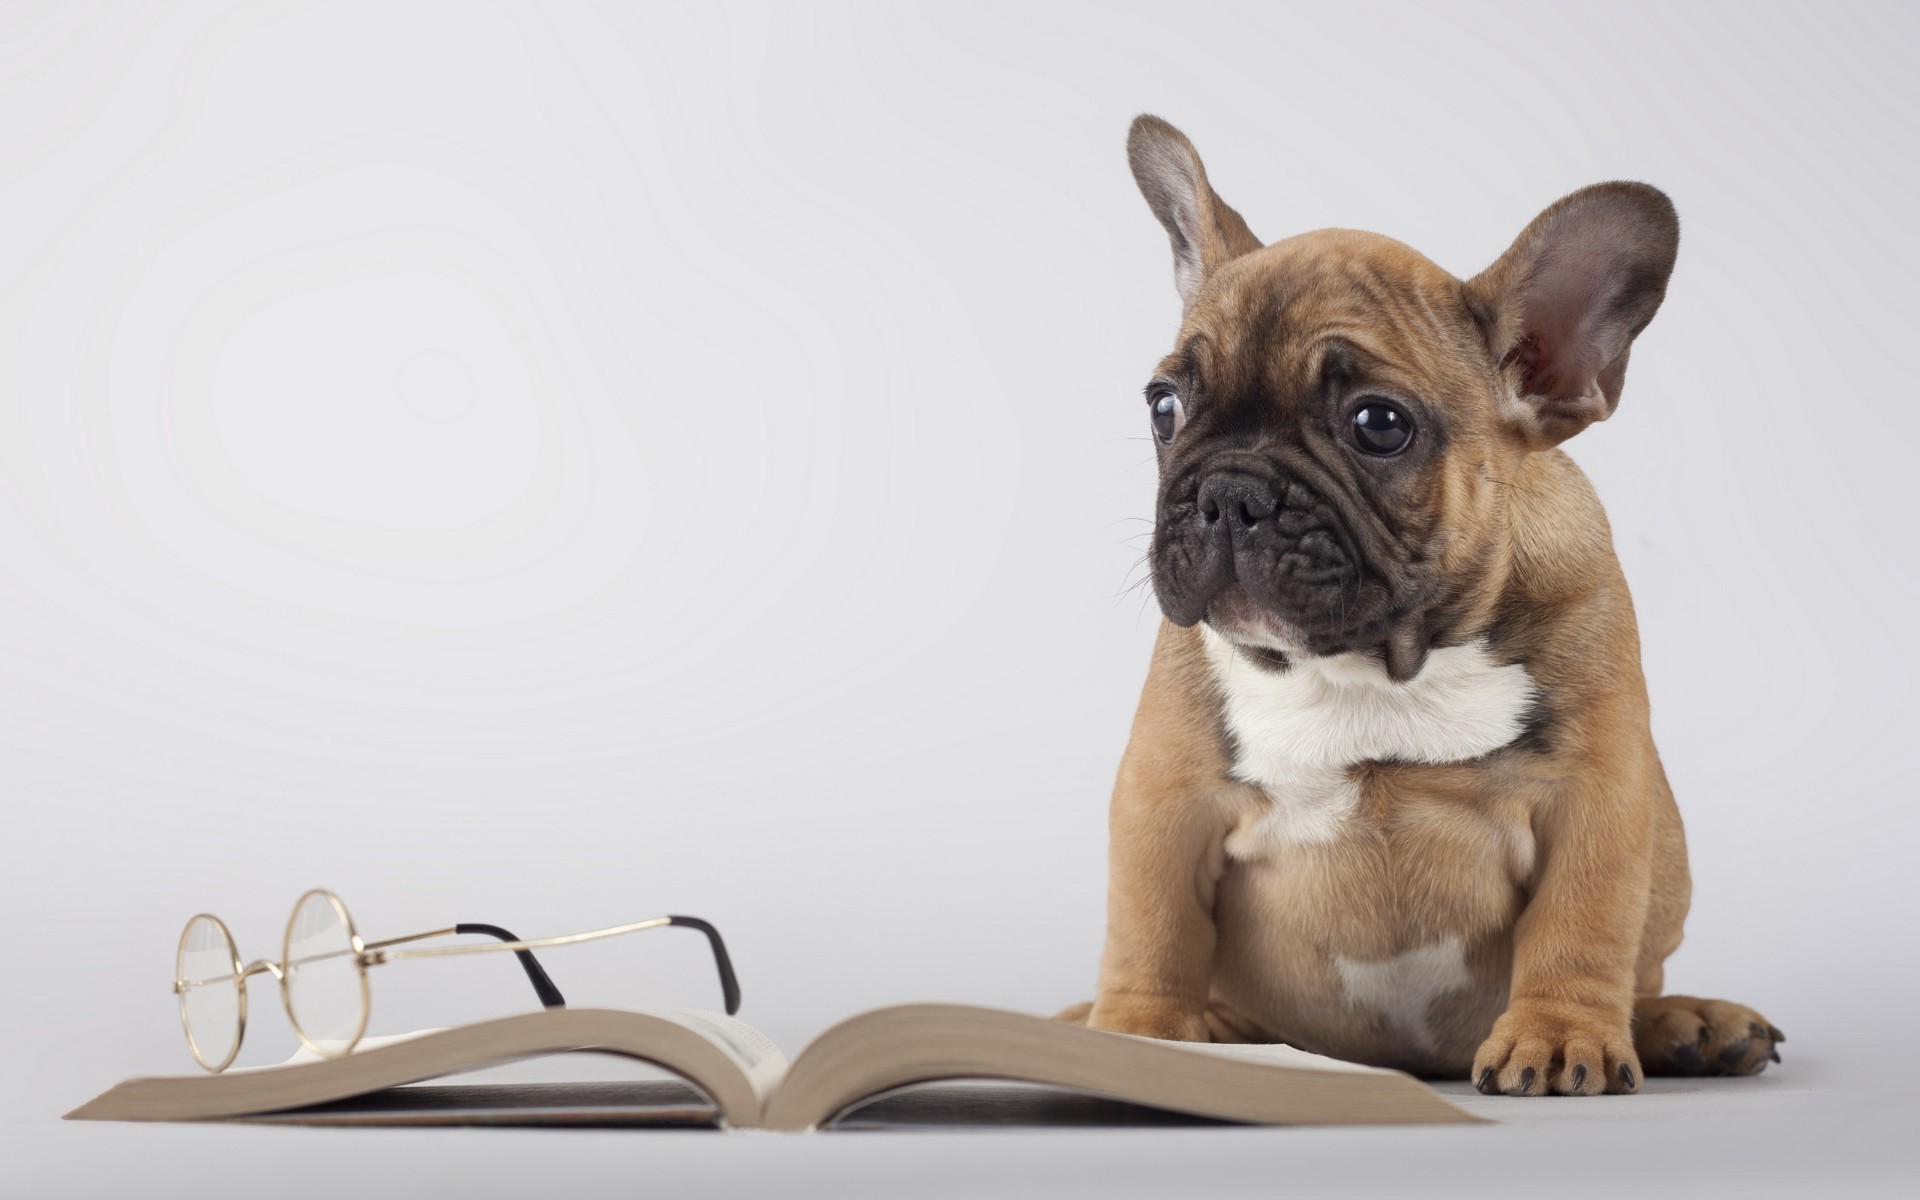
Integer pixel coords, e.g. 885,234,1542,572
1069,119,1780,1096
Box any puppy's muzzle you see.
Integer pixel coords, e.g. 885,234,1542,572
1155,467,1365,639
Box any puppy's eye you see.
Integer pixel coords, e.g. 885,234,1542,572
1150,391,1184,443
1350,400,1413,456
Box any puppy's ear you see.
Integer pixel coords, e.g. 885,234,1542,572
1466,183,1679,449
1128,115,1262,310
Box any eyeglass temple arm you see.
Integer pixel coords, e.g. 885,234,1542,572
667,915,741,1016
455,923,567,1009
364,923,569,1008
371,915,741,1015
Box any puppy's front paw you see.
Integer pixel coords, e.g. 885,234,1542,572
1085,992,1210,1041
1634,994,1783,1077
1472,1001,1639,1096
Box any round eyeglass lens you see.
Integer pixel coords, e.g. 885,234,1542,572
177,915,241,1071
283,891,367,1057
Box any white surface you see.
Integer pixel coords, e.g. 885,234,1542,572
29,1072,1919,1200
3,0,1916,1194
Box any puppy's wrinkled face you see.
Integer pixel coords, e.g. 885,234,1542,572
1146,232,1501,679
1127,116,1677,681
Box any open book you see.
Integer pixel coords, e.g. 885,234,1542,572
66,1004,1480,1130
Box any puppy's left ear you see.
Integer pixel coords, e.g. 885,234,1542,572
1466,183,1679,449
1128,115,1262,311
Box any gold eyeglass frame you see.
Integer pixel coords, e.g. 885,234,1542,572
171,887,739,1073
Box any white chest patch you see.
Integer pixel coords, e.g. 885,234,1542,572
1201,626,1536,853
1332,936,1475,1055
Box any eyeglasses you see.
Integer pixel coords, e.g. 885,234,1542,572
172,888,740,1072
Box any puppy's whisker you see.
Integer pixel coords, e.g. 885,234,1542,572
1135,589,1161,630
1112,554,1156,601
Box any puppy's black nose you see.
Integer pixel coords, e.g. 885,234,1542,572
1198,472,1278,531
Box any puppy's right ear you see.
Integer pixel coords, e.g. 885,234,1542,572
1465,183,1679,449
1128,115,1262,310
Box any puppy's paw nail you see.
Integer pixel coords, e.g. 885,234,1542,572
1618,1064,1637,1090
1769,1047,1782,1064
1475,1067,1496,1094
1519,1067,1535,1093
1767,1025,1786,1044
1571,1064,1588,1091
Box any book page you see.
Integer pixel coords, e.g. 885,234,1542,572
764,1003,1477,1130
279,1010,795,1107
1120,1035,1396,1074
243,1012,788,1086
251,1029,451,1070
68,1008,786,1127
650,1008,790,1104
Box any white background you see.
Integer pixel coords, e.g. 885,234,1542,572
3,1,1915,1195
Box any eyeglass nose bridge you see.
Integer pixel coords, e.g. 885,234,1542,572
168,958,284,995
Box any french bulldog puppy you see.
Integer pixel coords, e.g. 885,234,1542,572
1060,116,1781,1095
